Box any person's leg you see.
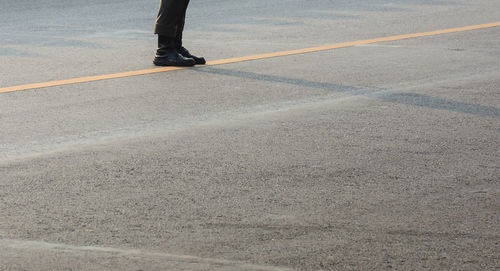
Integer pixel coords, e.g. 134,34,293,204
153,0,195,67
173,0,206,65
154,0,189,38
174,0,190,47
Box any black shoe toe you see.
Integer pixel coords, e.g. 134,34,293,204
178,47,205,65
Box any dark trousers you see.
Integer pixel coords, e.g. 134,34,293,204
154,0,190,43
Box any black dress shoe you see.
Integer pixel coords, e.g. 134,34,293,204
177,46,206,65
153,48,195,67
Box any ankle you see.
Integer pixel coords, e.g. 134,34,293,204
158,35,176,49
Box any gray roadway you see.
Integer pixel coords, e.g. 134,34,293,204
1,0,499,270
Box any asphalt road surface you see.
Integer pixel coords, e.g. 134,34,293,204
1,0,499,270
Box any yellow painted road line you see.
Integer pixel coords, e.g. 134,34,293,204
1,22,499,94
0,66,184,94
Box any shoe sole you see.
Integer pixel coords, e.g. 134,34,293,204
153,59,195,67
153,61,195,67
